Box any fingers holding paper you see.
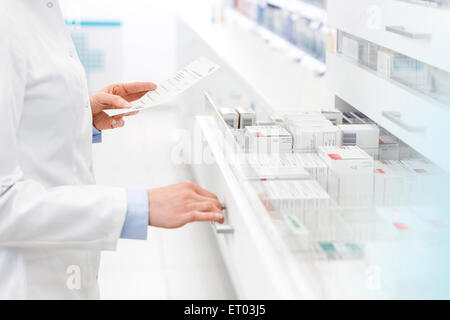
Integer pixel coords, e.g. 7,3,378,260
102,58,220,117
103,82,158,102
90,92,133,130
90,81,157,130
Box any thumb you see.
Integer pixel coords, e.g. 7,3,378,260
97,92,132,110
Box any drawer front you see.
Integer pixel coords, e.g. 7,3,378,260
327,52,450,172
192,116,298,299
328,0,450,73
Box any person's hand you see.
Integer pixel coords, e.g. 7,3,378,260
147,182,224,228
90,82,157,130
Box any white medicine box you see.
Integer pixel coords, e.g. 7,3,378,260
318,146,374,207
379,134,400,160
338,124,380,159
288,123,341,153
373,160,412,207
245,153,310,180
322,110,343,125
294,153,329,190
245,126,293,154
338,124,379,147
219,108,239,129
236,108,256,129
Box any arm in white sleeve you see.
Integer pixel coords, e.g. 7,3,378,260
0,24,128,251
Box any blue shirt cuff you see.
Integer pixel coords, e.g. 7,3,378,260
92,126,102,144
120,189,149,240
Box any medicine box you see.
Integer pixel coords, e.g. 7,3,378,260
379,134,400,160
283,111,328,123
219,108,238,129
318,146,374,207
391,56,430,92
245,125,293,153
377,49,394,78
373,160,412,207
340,33,361,61
322,110,343,125
288,119,334,127
245,153,310,180
270,115,285,125
338,124,379,148
338,124,380,159
430,67,450,103
293,153,328,189
261,180,331,222
236,107,256,129
400,159,447,205
289,125,341,153
378,50,431,92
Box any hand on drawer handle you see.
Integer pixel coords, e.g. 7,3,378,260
382,111,426,133
211,203,234,234
385,26,431,40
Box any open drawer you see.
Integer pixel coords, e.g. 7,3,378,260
189,94,384,299
192,115,306,299
186,91,450,299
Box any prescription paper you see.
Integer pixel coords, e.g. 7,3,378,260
103,57,220,117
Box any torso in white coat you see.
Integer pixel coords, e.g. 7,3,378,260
0,0,127,299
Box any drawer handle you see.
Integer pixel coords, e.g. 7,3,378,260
385,26,431,40
212,223,235,234
382,111,426,133
211,203,234,234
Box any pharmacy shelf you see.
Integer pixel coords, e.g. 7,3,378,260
328,0,450,73
396,0,450,9
235,0,327,20
176,3,334,114
327,51,450,172
266,0,328,21
229,9,327,73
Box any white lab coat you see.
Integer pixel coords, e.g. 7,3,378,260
0,1,128,299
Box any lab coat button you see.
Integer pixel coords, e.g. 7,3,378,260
46,2,54,8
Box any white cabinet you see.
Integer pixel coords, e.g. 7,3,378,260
175,1,450,299
327,52,450,170
328,0,450,73
328,0,450,172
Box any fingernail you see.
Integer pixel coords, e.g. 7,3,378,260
215,214,223,221
111,119,117,127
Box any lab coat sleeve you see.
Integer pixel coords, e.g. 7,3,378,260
0,26,128,251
